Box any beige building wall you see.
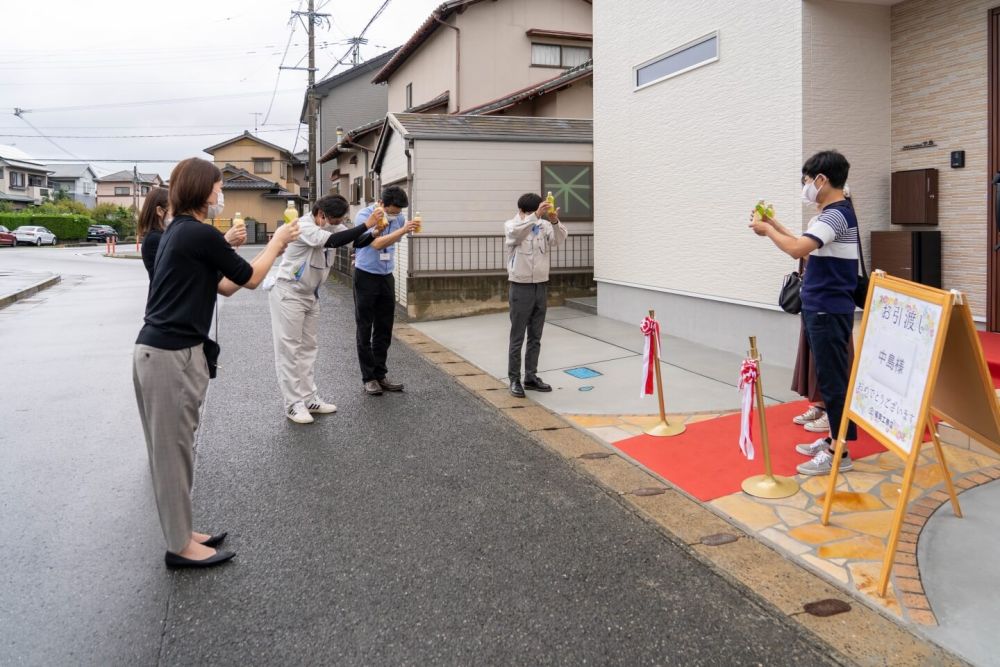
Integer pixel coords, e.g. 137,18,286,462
210,138,297,192
216,192,287,232
386,0,592,114
891,0,992,319
96,182,145,210
508,79,593,118
802,0,892,265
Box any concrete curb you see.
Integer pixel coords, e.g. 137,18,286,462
0,274,61,310
392,323,969,667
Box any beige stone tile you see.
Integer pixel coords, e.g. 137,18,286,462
787,524,856,545
816,491,887,513
618,424,644,435
775,506,816,527
501,406,565,431
969,438,1000,459
818,535,886,561
760,527,810,556
685,413,720,424
833,510,896,538
630,490,736,544
801,554,849,584
849,562,902,617
587,426,638,444
422,350,467,364
754,492,810,510
567,415,624,429
456,374,505,392
533,428,605,460
620,414,667,428
438,362,484,377
478,388,529,409
578,455,660,495
801,475,849,496
844,472,888,493
936,424,970,449
912,463,945,489
943,446,1000,472
710,494,780,531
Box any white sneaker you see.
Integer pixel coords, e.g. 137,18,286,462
797,448,853,476
804,413,830,433
287,402,314,424
793,405,825,425
795,437,830,457
306,397,337,414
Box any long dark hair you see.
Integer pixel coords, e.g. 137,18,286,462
137,186,169,241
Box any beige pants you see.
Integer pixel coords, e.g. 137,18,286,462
269,281,320,410
133,343,209,554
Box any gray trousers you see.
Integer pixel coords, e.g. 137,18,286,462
508,282,547,380
133,343,209,554
269,282,320,409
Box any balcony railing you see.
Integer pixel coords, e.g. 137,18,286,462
407,233,593,277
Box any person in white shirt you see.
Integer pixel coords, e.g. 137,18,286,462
504,193,568,398
268,195,378,423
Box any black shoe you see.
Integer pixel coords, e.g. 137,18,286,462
523,376,552,392
509,378,526,398
377,377,404,392
364,380,383,395
164,549,236,569
198,532,227,549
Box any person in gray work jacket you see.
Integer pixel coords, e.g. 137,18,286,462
505,192,568,398
268,194,379,424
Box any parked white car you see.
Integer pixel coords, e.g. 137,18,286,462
13,226,57,246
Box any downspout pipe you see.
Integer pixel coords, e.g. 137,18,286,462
432,15,460,112
404,139,415,279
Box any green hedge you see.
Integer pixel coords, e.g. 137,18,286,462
0,214,93,241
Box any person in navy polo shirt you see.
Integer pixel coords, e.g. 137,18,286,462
353,186,418,396
750,150,859,476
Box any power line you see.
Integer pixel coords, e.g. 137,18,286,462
13,89,300,115
318,0,392,81
13,112,79,159
0,129,300,139
263,0,306,126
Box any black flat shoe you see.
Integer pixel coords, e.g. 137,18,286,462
509,379,526,398
198,532,227,549
523,376,552,392
164,549,236,569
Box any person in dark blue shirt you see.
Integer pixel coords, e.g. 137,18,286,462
750,150,859,476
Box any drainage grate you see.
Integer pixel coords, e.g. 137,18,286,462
564,367,602,379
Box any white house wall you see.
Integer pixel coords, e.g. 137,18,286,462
594,0,806,364
380,130,410,186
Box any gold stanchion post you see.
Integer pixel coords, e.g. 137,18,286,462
645,309,685,437
741,336,799,499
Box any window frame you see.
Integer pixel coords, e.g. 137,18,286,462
540,161,594,222
114,186,131,196
531,42,592,69
253,158,273,174
405,83,413,110
633,31,720,92
9,171,25,189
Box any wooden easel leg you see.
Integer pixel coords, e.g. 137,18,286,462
878,455,919,597
930,424,963,518
820,438,846,525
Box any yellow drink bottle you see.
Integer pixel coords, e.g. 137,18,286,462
283,200,298,225
546,191,557,221
413,211,422,234
374,202,388,230
232,211,245,230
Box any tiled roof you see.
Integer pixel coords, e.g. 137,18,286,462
318,118,385,164
461,61,592,116
203,131,299,160
97,170,161,183
45,163,97,179
406,91,449,113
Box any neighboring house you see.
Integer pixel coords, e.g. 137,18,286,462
371,113,595,319
371,0,592,117
0,145,53,209
593,0,1000,366
46,163,98,208
306,48,399,196
204,132,306,233
317,119,383,221
96,171,163,210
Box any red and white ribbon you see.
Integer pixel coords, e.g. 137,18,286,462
738,358,759,460
640,316,661,397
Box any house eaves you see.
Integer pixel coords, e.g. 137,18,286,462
0,158,53,173
460,60,592,116
203,131,300,162
406,91,449,113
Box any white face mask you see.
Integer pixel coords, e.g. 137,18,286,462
801,176,823,206
206,191,224,218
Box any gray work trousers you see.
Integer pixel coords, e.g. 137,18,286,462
269,281,320,409
508,281,548,380
133,343,210,554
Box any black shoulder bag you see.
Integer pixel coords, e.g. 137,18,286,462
779,258,803,315
853,229,870,309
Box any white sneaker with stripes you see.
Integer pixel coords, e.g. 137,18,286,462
306,397,337,414
287,402,314,424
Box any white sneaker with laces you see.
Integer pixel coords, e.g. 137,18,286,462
795,437,830,457
804,413,831,433
793,405,825,425
287,402,314,424
306,397,337,414
797,449,853,476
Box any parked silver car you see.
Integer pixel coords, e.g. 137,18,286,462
13,226,57,246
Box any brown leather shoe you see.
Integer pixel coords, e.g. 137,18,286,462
364,380,383,396
377,377,404,392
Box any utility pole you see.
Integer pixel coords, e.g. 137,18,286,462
132,165,139,231
250,112,263,133
282,2,328,209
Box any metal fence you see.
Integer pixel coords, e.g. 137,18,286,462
407,233,593,277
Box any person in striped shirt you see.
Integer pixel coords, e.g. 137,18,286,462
750,150,859,475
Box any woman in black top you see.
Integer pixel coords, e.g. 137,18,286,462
133,158,299,568
139,186,247,281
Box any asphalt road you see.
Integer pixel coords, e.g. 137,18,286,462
0,246,843,666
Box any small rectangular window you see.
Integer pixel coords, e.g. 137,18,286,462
254,158,273,174
115,186,130,196
0,168,5,179
28,175,44,187
562,46,591,68
10,172,25,188
531,43,561,67
141,185,150,195
635,32,719,89
405,83,413,110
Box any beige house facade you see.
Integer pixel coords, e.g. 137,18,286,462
594,0,1000,367
96,170,163,210
0,145,52,209
373,0,592,117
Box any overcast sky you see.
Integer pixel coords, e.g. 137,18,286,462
0,0,439,179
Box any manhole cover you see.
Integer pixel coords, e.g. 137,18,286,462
700,533,739,547
803,599,851,617
579,452,613,460
632,487,666,496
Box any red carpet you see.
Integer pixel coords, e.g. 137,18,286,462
613,401,888,502
977,331,1000,388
